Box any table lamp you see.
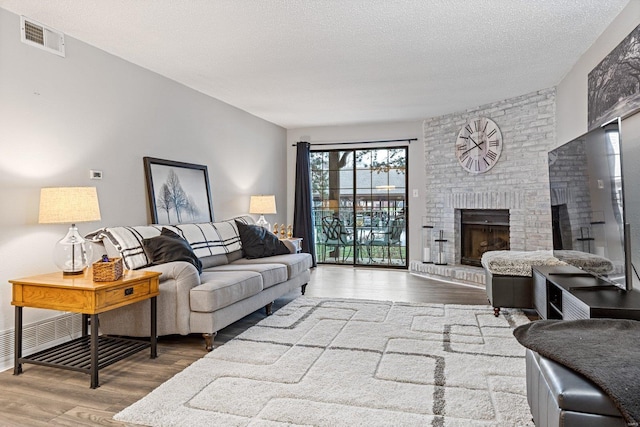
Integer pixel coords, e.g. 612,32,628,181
249,195,276,231
39,187,102,275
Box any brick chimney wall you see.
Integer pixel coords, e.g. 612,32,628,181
423,87,557,264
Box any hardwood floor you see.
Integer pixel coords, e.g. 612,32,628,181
306,266,488,305
0,266,488,426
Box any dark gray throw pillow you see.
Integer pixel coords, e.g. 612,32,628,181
142,228,203,273
235,220,290,259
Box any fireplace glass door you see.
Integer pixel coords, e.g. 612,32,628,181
460,209,510,266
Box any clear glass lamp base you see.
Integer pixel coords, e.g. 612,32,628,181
53,224,93,275
255,215,271,232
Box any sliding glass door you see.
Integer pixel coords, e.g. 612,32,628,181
311,147,407,267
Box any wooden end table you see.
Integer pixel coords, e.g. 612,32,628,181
10,268,160,388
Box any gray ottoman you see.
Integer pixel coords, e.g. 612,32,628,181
526,349,625,427
485,269,533,316
482,250,567,316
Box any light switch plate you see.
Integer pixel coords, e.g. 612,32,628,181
90,170,103,180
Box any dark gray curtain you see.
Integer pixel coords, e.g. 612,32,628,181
293,141,317,267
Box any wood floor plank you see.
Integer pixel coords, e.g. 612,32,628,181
51,406,124,426
0,266,489,425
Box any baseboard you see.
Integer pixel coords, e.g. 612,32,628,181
0,312,83,372
409,259,486,289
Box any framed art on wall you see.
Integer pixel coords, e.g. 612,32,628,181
588,23,640,130
143,157,214,225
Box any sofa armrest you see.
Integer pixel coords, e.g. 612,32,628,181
138,261,201,335
281,239,297,254
139,261,201,283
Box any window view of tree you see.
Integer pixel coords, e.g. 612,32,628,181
311,147,407,267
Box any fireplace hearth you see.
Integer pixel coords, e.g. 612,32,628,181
460,209,510,266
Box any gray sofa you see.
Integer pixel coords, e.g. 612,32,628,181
87,216,312,350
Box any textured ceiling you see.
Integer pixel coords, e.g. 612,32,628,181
0,0,631,129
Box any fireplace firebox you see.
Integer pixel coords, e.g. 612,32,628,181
460,209,510,266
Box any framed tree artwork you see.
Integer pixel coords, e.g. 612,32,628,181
144,157,214,225
588,23,640,130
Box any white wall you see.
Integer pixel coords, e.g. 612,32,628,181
556,1,640,145
286,121,424,262
0,8,287,335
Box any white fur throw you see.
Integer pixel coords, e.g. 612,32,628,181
553,250,614,275
481,250,567,277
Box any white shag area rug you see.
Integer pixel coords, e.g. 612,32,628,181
115,297,534,426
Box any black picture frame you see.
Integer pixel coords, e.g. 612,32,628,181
588,23,640,130
143,157,214,225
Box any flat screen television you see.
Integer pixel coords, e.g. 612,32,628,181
548,117,633,291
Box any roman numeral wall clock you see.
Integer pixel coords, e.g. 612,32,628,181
455,117,503,174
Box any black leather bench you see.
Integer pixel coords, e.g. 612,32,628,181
482,250,567,316
525,349,625,426
485,268,533,316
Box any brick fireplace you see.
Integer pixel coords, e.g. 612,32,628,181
413,88,557,278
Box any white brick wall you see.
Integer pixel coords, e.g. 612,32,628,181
423,88,556,264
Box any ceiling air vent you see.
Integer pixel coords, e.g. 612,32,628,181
20,16,65,57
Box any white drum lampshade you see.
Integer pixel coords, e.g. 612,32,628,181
249,195,277,231
39,187,102,275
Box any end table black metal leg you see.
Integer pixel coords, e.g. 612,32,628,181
90,313,99,388
82,314,89,337
150,296,157,359
14,306,22,375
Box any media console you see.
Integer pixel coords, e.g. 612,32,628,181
532,265,640,320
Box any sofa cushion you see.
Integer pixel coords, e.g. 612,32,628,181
235,221,290,259
227,249,244,263
190,271,263,312
200,254,229,269
206,263,287,289
164,220,243,257
142,228,203,273
86,218,251,270
231,253,313,279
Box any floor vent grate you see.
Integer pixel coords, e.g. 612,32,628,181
0,312,82,364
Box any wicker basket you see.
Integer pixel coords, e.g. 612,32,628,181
92,257,123,282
